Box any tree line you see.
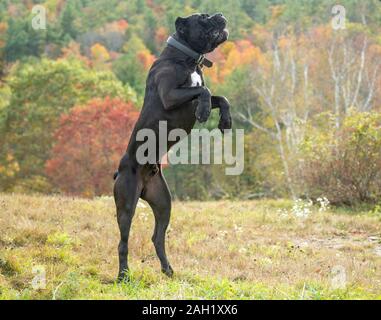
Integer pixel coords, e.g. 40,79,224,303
0,0,381,205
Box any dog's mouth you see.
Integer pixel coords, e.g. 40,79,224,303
202,27,228,54
212,26,229,45
203,26,227,53
219,28,229,42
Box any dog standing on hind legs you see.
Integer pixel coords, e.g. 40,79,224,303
114,13,231,281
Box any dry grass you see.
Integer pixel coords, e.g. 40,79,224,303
0,193,380,299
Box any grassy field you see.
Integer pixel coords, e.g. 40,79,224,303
0,193,380,300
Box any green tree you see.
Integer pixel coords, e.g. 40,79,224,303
60,1,79,40
5,17,46,61
112,34,150,98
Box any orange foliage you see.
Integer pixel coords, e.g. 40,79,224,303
155,26,168,48
310,25,333,43
137,49,156,70
0,22,7,49
204,40,265,83
100,19,129,34
60,41,91,66
251,24,272,50
45,98,139,196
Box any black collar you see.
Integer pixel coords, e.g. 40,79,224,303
166,36,213,68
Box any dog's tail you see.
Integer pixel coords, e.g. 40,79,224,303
113,171,119,180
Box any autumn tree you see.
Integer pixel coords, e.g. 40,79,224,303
90,43,111,69
230,30,314,197
0,58,136,192
310,24,381,128
228,22,381,198
46,98,139,196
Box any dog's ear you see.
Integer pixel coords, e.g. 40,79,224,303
175,17,188,35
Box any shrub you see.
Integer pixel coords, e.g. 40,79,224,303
295,111,381,205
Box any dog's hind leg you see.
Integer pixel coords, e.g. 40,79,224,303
114,166,141,282
141,169,173,277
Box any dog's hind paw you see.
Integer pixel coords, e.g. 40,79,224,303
161,265,174,277
117,272,131,283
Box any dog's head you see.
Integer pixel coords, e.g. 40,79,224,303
175,13,229,54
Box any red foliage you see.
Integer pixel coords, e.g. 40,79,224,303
46,97,139,197
116,19,129,32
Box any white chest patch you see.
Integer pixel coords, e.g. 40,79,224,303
190,71,202,87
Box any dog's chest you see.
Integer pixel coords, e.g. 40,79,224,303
190,71,202,87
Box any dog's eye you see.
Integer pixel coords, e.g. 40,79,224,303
200,14,210,21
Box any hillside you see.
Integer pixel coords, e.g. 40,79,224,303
1,1,381,202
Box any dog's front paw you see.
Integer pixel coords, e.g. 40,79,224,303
218,114,232,132
195,102,211,123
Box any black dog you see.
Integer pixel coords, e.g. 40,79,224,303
114,13,231,281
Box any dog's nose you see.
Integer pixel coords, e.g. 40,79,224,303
213,13,227,26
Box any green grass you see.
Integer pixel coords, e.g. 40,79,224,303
0,193,380,300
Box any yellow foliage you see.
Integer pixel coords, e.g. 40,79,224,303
122,34,147,54
272,5,285,19
183,5,196,16
278,36,291,50
204,65,219,83
220,41,235,57
0,153,20,178
90,43,110,62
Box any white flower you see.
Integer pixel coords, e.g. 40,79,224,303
317,197,330,212
291,198,313,218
